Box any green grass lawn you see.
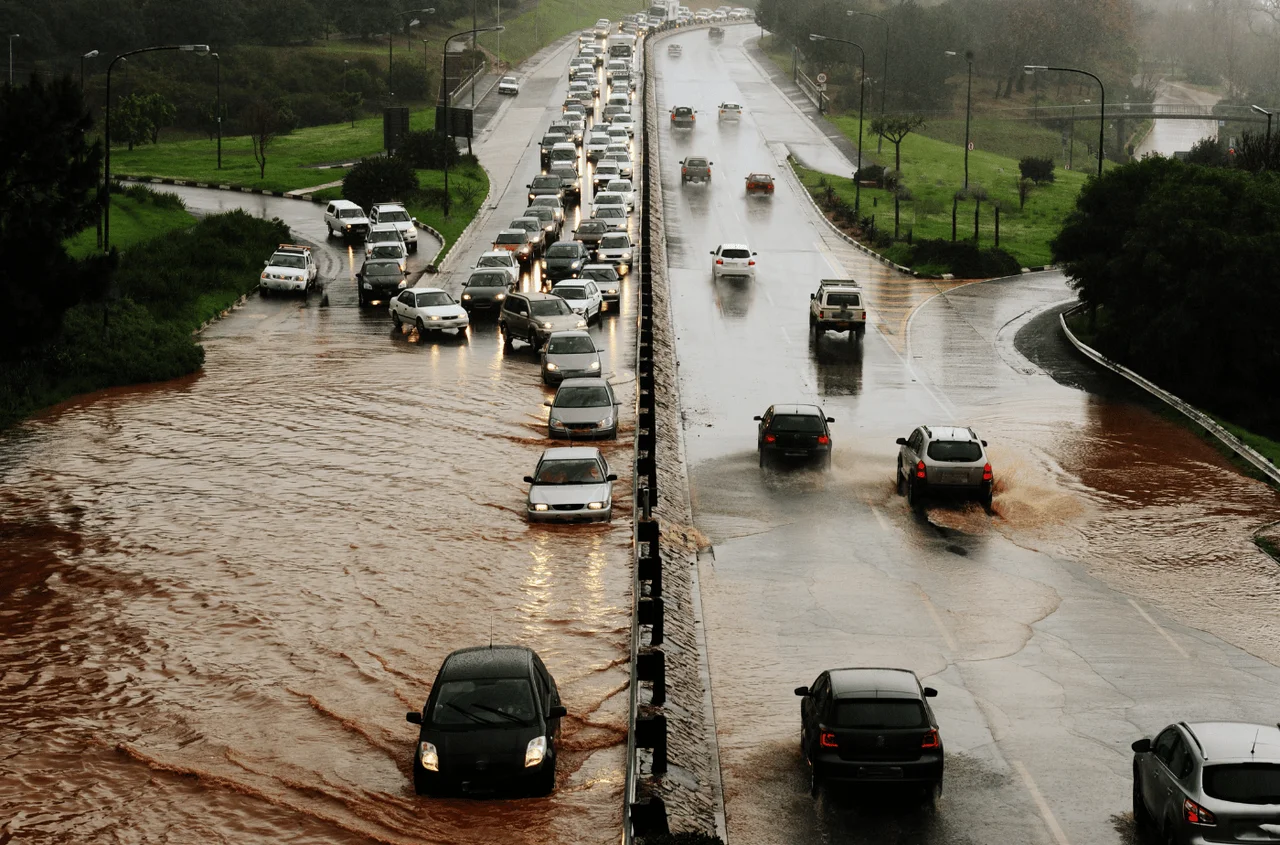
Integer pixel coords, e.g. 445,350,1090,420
476,0,640,66
110,110,436,193
65,192,196,259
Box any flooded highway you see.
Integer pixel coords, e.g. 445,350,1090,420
0,36,637,845
655,26,1280,845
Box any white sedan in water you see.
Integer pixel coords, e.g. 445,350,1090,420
389,287,469,335
498,75,520,95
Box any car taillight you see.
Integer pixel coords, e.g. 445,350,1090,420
682,167,687,173
747,260,755,266
915,460,926,479
716,259,723,264
820,732,838,748
922,729,940,749
982,462,992,481
816,435,829,445
1183,797,1216,826
764,434,776,443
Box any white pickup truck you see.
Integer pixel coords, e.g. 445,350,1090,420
809,279,867,338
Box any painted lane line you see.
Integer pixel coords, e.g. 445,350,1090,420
780,326,792,345
870,505,891,533
1127,598,1191,659
920,594,958,652
1014,760,1072,845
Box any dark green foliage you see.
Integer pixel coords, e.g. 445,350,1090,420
896,239,1021,277
1018,156,1055,184
342,155,421,210
857,163,886,185
1185,136,1226,167
398,130,461,170
1052,156,1280,437
1231,131,1280,173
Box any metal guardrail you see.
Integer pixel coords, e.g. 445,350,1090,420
795,68,824,112
986,103,1267,123
1060,304,1280,487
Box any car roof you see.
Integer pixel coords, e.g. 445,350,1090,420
405,287,447,295
769,404,824,416
523,291,563,301
440,645,535,680
559,377,611,388
547,330,593,340
922,425,979,442
1184,722,1280,761
717,242,750,249
369,222,400,232
479,250,515,258
828,667,923,698
330,198,363,209
372,202,407,211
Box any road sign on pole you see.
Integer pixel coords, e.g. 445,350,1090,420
967,141,975,151
816,72,827,84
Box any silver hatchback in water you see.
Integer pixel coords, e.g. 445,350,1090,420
525,447,616,523
1132,721,1280,845
541,330,603,385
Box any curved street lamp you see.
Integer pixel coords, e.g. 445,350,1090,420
945,50,974,190
1251,104,1273,146
104,44,210,252
1026,65,1105,178
391,8,436,102
810,33,866,214
847,10,888,151
81,49,99,92
439,25,504,216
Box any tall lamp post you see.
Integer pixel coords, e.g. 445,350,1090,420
213,52,222,169
440,25,504,217
945,50,974,190
104,44,210,252
8,34,18,86
847,10,888,151
1251,104,1273,145
81,49,99,92
391,8,436,102
1026,65,1105,178
810,34,866,214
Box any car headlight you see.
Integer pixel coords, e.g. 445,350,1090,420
607,288,618,295
540,259,548,268
419,741,439,772
546,362,559,371
587,501,605,510
462,293,472,300
532,502,550,512
495,292,506,300
571,260,581,268
598,415,614,427
260,273,269,280
363,282,373,290
621,252,632,261
590,360,601,369
429,315,442,321
576,319,587,328
525,736,547,767
542,321,553,329
398,280,408,288
549,416,563,428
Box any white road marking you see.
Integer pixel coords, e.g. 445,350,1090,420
870,505,891,532
763,288,775,306
812,240,841,276
920,594,957,651
1014,760,1072,845
779,326,791,345
1127,598,1191,659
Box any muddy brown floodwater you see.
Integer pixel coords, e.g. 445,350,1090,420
0,205,638,843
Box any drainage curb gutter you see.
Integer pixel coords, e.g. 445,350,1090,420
1060,305,1280,487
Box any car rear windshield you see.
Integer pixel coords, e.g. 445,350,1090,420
548,335,596,354
835,699,928,729
583,268,620,281
495,232,525,245
379,210,410,222
674,107,693,115
1203,764,1280,804
556,385,611,407
369,245,402,259
721,248,750,259
547,244,580,257
926,441,983,462
415,292,451,307
554,287,587,301
687,158,708,167
826,293,861,307
601,234,630,249
478,255,513,268
339,208,365,218
431,678,537,727
531,299,573,317
578,222,607,234
770,414,823,433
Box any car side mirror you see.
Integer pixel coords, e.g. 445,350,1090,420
896,437,908,445
752,415,762,421
1131,738,1152,753
406,711,422,724
752,251,758,256
923,687,938,697
709,250,716,255
794,686,809,697
355,272,363,280
523,475,535,484
543,401,553,407
826,417,835,423
263,260,269,266
981,440,988,446
810,293,815,299
549,705,568,719
607,473,618,481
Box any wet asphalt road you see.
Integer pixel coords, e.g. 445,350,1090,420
655,25,1280,845
0,36,640,845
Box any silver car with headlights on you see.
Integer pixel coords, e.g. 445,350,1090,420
545,377,619,440
525,447,616,523
541,330,603,385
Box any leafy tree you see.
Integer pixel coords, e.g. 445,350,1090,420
1185,136,1226,167
1018,156,1056,184
114,93,155,151
342,156,419,212
139,92,177,144
0,75,114,359
338,90,363,127
869,115,926,175
1232,130,1280,173
245,98,284,179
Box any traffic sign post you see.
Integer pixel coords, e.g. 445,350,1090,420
816,72,828,84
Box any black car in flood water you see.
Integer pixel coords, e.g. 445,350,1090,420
754,404,835,468
407,645,566,796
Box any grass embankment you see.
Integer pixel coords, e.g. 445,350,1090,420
476,0,641,67
65,185,196,259
1,208,288,430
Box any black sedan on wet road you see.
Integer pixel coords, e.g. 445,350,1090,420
755,404,834,468
407,645,566,797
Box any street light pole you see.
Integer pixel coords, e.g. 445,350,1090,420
213,52,222,169
1026,65,1105,178
440,25,504,217
847,10,888,152
81,49,99,93
391,8,436,102
810,34,865,214
1251,104,1272,146
946,50,974,190
8,34,18,86
104,44,210,252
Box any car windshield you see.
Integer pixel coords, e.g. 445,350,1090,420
555,385,611,407
926,441,983,462
548,335,596,354
379,210,410,222
598,207,624,219
431,678,537,727
495,232,525,245
749,174,772,182
478,255,513,268
835,699,928,729
512,220,538,232
533,176,560,188
531,299,573,317
721,248,750,259
578,222,607,235
1203,764,1280,804
600,235,630,249
370,230,399,242
770,414,824,433
554,286,587,300
542,135,566,146
526,208,552,221
607,183,631,194
595,194,622,205
467,273,508,287
826,293,861,307
365,262,399,276
615,115,633,123
674,107,692,115
502,76,516,83
547,244,579,258
415,292,452,307
583,267,619,281
271,254,305,269
339,208,364,219
370,245,402,259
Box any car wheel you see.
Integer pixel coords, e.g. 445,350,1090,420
808,756,822,797
919,779,942,807
906,477,924,509
357,290,367,307
410,242,418,254
392,312,402,329
416,318,428,336
896,469,906,496
501,324,513,349
260,287,271,299
534,759,557,796
326,223,335,238
979,487,994,511
824,452,832,471
1132,772,1152,835
412,765,432,796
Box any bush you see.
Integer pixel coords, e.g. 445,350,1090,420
900,239,1021,277
1018,156,1056,185
342,156,420,211
1185,136,1226,167
284,92,347,129
858,163,886,185
399,130,461,170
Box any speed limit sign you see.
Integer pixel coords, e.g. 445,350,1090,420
967,141,975,151
817,72,828,84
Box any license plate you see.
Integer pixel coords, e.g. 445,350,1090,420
785,451,807,457
857,766,904,779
